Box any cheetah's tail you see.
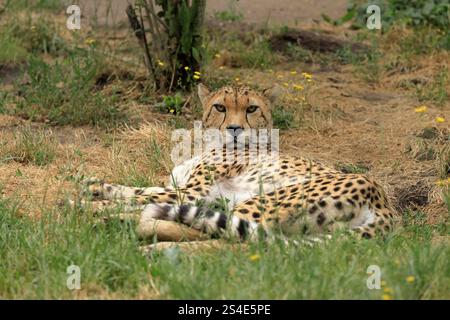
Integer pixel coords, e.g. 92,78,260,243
140,203,263,241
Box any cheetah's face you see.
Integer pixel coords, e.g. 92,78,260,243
197,84,279,131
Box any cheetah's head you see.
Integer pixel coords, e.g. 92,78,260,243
197,84,279,132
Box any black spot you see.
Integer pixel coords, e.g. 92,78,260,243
217,214,227,229
335,201,343,210
291,187,299,193
378,219,385,225
237,219,249,239
178,204,190,221
361,232,371,239
318,200,327,207
316,213,326,226
283,203,292,208
346,212,355,221
357,179,366,185
344,182,353,188
375,203,381,209
157,205,172,219
194,187,203,192
204,209,215,217
281,165,288,169
311,193,319,197
252,212,261,218
309,205,318,214
187,195,196,201
239,208,249,214
352,194,359,201
333,186,341,192
278,189,286,195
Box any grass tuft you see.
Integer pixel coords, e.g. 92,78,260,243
0,126,56,166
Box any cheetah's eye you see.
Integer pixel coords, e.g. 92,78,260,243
213,104,226,112
247,105,259,113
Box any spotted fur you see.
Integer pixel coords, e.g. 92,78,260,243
83,84,398,241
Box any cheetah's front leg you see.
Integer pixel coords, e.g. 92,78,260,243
81,178,166,202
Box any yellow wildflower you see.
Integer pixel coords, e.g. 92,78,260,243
219,66,225,70
184,66,190,71
249,254,261,262
382,294,392,300
406,276,415,283
282,82,289,87
436,117,445,123
302,72,312,79
84,38,96,45
194,71,201,75
414,106,427,113
235,77,240,82
169,109,175,114
290,71,297,75
215,53,221,58
293,84,304,91
436,178,450,186
383,287,393,294
157,60,165,67
193,74,200,80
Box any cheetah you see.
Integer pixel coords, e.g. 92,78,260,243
80,84,398,245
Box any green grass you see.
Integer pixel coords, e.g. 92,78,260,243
272,105,297,129
416,69,449,107
1,196,448,299
11,51,126,126
0,126,56,166
335,162,370,174
0,13,67,57
0,36,28,65
3,0,63,11
0,199,150,299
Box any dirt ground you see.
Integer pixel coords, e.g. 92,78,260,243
77,0,348,27
0,1,449,226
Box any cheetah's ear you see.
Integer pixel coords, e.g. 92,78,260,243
262,84,281,104
197,83,211,106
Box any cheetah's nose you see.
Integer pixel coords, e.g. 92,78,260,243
226,125,243,136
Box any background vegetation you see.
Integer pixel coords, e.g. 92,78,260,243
0,0,448,299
